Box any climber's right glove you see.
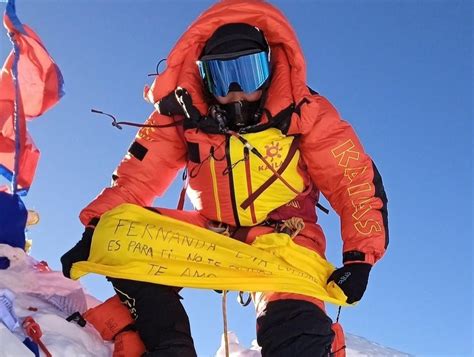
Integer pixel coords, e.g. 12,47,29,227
60,218,98,279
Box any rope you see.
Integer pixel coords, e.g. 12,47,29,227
23,316,52,357
280,217,305,238
147,58,167,77
91,109,183,130
331,345,347,356
222,290,230,357
208,222,231,236
329,307,346,356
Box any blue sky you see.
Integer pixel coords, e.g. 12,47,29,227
1,1,472,356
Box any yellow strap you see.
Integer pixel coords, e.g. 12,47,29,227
209,157,222,222
70,204,348,306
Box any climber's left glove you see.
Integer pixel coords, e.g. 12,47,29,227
327,263,372,304
61,218,98,279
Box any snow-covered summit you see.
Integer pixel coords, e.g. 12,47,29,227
0,244,111,357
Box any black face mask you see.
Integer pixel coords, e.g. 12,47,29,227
218,100,261,131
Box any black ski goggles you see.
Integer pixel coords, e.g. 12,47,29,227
197,50,270,97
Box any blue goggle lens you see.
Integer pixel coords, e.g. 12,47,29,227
197,51,270,97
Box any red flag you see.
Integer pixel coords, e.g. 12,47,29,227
0,0,64,194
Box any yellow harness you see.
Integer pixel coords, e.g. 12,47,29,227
227,128,306,226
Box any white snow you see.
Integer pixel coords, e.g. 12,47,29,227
0,243,410,357
0,323,35,357
214,331,412,357
345,334,412,356
0,244,111,357
215,331,261,357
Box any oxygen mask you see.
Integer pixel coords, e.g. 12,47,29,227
209,100,261,132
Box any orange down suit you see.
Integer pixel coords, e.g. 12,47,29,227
80,0,388,314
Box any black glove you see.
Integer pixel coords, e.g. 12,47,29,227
156,89,186,117
61,225,95,278
156,87,201,121
327,263,372,304
156,88,225,134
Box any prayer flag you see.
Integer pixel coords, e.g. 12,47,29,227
0,0,64,194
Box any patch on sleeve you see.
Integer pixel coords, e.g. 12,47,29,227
343,250,366,263
128,141,148,161
187,142,200,163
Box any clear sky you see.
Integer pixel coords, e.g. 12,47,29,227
1,1,472,356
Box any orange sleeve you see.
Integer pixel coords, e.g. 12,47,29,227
299,95,388,265
79,111,187,225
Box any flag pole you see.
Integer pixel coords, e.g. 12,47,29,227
9,35,21,194
6,0,21,194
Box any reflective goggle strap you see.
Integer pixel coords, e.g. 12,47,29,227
197,61,214,94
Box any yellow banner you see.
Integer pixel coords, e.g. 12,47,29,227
71,204,349,306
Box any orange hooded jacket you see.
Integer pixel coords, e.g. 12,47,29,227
80,0,388,266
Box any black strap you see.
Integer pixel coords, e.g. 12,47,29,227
343,250,366,263
316,202,330,214
237,291,252,307
239,103,295,134
66,312,86,327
